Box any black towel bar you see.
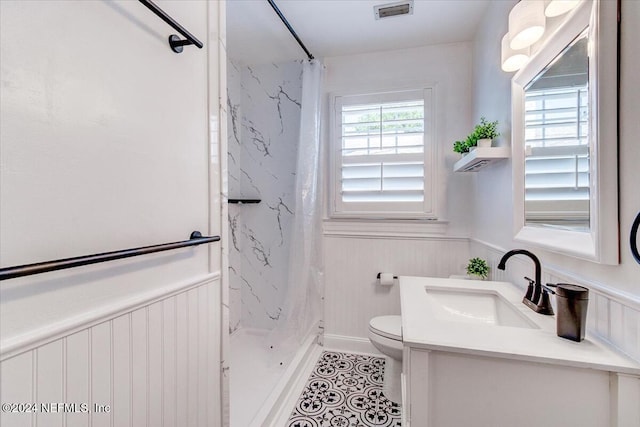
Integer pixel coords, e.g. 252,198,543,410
0,231,219,281
138,0,203,53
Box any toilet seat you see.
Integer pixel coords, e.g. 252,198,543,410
369,315,402,341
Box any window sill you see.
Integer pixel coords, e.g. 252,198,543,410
323,218,450,239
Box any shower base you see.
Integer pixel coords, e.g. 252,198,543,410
229,327,319,426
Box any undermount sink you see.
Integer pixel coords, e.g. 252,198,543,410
424,287,538,329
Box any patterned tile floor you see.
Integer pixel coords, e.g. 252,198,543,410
286,351,402,427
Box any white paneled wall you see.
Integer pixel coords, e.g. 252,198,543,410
0,278,220,427
472,239,640,363
324,230,469,341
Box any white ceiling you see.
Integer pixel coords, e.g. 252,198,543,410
226,0,491,65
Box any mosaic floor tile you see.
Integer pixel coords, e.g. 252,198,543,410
287,351,401,427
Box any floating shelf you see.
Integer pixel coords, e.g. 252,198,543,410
228,198,261,204
453,146,510,172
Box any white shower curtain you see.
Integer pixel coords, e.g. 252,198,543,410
272,59,324,351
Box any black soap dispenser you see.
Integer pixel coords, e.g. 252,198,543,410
553,283,589,342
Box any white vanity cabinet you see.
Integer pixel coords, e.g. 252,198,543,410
402,347,638,427
399,277,640,427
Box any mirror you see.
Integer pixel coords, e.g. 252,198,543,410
512,0,619,264
524,31,589,231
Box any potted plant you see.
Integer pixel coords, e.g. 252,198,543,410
473,117,499,148
466,257,489,280
452,117,500,155
453,140,469,155
453,134,479,156
465,133,478,151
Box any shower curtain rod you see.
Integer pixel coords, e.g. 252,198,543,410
267,0,314,61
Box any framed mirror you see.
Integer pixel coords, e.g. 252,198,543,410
512,0,619,264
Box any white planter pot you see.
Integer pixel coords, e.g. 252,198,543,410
477,138,492,148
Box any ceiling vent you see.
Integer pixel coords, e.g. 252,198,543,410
374,0,414,20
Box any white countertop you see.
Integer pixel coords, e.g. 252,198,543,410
400,276,640,375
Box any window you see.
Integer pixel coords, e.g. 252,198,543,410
524,85,589,227
330,88,435,218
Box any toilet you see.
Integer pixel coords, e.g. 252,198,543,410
368,315,403,403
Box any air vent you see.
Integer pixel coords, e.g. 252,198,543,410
374,0,414,20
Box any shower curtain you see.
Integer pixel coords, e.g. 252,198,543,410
271,59,324,352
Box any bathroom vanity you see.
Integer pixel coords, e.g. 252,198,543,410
399,277,640,427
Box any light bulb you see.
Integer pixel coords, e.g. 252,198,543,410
501,33,530,72
544,0,580,17
509,0,546,50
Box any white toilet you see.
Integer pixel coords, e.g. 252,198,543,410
368,315,403,403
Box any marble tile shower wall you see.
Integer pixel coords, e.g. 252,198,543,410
227,59,303,333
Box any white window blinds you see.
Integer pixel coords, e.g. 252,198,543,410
332,89,434,217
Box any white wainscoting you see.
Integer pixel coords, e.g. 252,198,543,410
323,230,469,342
471,239,640,364
0,276,221,427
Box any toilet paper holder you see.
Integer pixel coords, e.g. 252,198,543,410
376,272,398,280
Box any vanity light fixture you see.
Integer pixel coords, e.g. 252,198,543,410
544,0,580,17
502,0,576,73
509,0,546,50
501,33,530,72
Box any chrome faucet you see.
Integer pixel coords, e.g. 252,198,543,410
497,249,554,315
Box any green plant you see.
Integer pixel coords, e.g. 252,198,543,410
465,133,478,149
474,117,500,139
466,257,489,279
452,117,499,154
453,140,469,154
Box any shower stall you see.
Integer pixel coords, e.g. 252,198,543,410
226,51,323,425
